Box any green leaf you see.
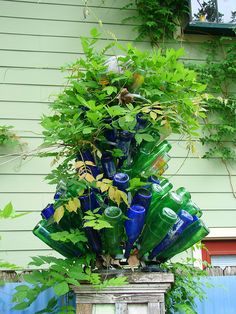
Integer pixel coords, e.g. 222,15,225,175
135,133,154,145
65,278,80,286
103,86,117,95
28,256,45,267
82,127,95,135
90,28,100,38
2,202,14,218
12,302,30,310
53,282,69,296
51,230,87,244
106,105,127,117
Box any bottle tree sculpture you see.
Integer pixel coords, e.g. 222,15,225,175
34,31,209,268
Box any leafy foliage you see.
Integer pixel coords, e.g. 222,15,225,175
83,209,113,230
164,260,210,314
125,0,189,44
12,255,127,313
51,229,88,245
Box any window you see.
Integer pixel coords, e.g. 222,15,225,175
186,0,236,35
202,240,236,267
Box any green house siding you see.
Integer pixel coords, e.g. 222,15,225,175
0,0,235,266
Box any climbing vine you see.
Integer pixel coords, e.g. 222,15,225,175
126,0,189,44
188,36,236,197
189,37,236,162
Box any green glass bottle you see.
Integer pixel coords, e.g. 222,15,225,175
102,206,124,258
132,140,171,178
131,132,161,172
146,191,182,223
175,187,191,209
183,200,203,217
33,220,82,258
156,219,209,262
143,153,171,178
138,207,177,257
149,178,173,205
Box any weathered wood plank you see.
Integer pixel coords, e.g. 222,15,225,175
76,304,93,314
76,294,162,304
126,272,174,284
206,266,224,276
147,302,161,314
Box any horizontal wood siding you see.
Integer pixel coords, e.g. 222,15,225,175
0,0,235,267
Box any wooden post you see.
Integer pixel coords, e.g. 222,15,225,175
72,272,174,314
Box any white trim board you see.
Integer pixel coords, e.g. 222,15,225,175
206,228,236,240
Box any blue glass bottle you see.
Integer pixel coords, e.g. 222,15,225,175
76,150,100,178
135,113,148,130
131,188,152,210
101,152,116,179
149,209,194,259
54,180,67,200
117,130,133,167
103,117,116,142
148,175,160,185
79,191,102,254
124,204,146,258
41,203,55,220
113,173,130,191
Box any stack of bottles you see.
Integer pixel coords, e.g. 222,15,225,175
33,130,209,263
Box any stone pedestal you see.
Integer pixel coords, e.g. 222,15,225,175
72,272,174,314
